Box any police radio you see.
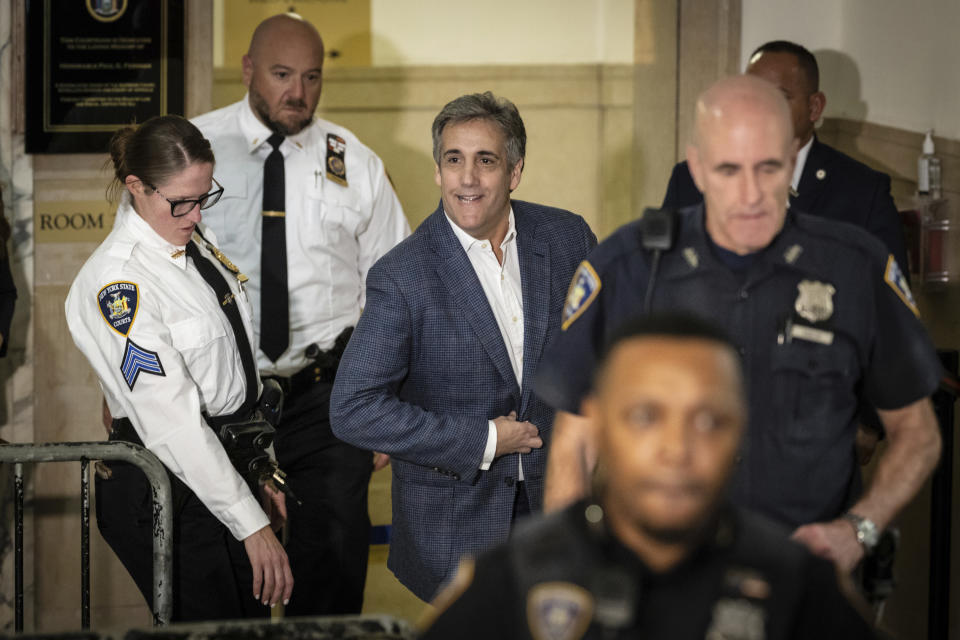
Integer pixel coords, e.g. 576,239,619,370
640,207,677,313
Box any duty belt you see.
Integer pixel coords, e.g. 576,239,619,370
264,326,354,398
109,379,299,505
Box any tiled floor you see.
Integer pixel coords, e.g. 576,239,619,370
361,464,431,624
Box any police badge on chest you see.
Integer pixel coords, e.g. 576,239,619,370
778,279,836,346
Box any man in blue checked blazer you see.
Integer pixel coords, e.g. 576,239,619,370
330,92,596,601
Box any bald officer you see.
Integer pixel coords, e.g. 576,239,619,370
536,75,942,573
192,14,409,615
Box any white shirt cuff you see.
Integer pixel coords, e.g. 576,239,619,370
219,494,270,541
480,420,497,470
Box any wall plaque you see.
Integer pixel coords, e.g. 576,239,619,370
35,199,115,243
26,0,184,154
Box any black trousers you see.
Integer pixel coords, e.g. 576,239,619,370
275,380,372,616
95,461,269,622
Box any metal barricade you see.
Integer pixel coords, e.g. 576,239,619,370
0,442,174,630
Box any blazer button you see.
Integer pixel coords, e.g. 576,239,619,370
505,477,515,487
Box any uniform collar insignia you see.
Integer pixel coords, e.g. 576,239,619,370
170,249,185,259
783,244,803,264
682,247,699,269
724,568,771,600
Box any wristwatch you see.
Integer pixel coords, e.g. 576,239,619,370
843,512,880,551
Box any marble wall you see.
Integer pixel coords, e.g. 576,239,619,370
0,0,36,631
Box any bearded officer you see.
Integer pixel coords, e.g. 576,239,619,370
191,14,409,614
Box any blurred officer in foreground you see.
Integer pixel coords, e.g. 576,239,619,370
422,314,878,639
536,75,942,574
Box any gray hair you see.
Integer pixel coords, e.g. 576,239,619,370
431,92,526,170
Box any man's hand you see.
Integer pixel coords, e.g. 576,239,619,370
494,411,542,456
792,519,865,572
544,411,596,512
243,525,293,607
260,481,288,532
372,451,391,471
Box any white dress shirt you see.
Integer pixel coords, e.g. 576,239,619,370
792,136,814,192
66,197,268,540
192,97,410,376
445,210,526,479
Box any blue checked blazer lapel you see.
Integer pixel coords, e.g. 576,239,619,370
428,206,520,393
516,207,550,418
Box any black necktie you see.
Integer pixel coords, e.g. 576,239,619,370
186,240,258,418
260,133,288,362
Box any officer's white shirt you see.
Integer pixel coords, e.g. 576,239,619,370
65,197,269,541
192,96,410,377
445,210,525,480
792,136,814,192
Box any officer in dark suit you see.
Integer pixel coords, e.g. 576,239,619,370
423,314,878,640
661,40,909,273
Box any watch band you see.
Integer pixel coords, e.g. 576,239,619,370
843,512,880,551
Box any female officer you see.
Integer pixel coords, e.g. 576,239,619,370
65,115,292,621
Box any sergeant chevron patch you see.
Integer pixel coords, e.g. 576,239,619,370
121,338,165,390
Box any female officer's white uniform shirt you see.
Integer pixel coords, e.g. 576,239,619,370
65,196,269,541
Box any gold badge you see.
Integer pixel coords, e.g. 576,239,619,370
527,582,593,640
794,280,835,323
326,133,348,187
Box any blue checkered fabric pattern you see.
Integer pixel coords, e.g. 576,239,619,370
331,199,595,601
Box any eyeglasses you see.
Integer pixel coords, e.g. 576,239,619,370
146,177,224,217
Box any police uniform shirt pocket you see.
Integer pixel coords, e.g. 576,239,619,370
769,341,857,443
167,311,236,407
204,171,253,246
304,181,364,247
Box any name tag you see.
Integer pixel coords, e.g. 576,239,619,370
789,323,834,345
